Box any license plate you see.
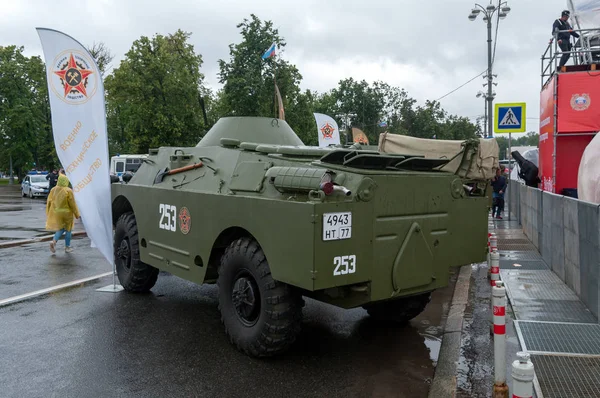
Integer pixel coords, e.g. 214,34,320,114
323,212,352,241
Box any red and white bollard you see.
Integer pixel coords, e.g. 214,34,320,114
489,233,498,252
490,249,500,286
488,233,497,278
511,352,535,398
493,280,509,397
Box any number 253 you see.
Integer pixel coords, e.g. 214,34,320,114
333,255,356,276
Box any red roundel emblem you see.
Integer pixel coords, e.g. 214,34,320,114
178,207,191,235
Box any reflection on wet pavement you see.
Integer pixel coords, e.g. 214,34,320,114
0,253,457,398
0,186,84,241
0,184,458,397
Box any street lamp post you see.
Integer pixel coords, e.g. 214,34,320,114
469,1,511,138
477,89,496,138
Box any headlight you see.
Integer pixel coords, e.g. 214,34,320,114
31,186,44,192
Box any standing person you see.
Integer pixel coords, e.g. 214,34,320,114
46,169,58,191
46,174,80,253
553,10,580,67
491,168,507,220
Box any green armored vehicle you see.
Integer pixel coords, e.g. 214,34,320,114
111,117,494,357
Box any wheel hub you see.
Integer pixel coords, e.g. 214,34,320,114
232,274,260,326
116,238,131,270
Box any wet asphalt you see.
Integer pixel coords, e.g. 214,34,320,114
0,185,458,397
0,185,84,241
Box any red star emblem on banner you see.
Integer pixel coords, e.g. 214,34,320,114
53,53,94,97
320,123,335,139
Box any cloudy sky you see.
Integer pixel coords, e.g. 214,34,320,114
0,0,575,135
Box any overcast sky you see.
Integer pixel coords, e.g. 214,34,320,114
1,0,575,136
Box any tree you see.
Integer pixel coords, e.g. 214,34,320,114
215,14,321,143
0,46,55,179
104,30,208,154
313,79,480,144
87,41,114,77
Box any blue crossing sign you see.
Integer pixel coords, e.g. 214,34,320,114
494,102,526,133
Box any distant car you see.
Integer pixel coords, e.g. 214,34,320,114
21,174,50,198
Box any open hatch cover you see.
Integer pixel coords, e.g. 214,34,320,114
318,150,450,171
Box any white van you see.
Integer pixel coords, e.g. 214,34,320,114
110,154,148,179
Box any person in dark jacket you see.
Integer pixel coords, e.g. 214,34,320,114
553,10,580,67
512,151,541,188
491,168,507,219
46,169,58,190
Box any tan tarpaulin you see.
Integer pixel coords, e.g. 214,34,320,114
378,132,500,180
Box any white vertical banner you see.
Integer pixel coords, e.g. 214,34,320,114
313,113,341,147
36,28,113,266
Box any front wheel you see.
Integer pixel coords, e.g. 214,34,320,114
217,237,303,357
363,292,432,324
113,211,159,292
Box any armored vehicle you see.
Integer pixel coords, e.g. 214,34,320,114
111,117,494,357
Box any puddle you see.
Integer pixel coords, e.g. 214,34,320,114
420,333,442,365
0,207,32,212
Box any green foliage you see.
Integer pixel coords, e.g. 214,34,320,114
2,14,484,170
215,14,320,144
309,78,480,145
0,45,55,179
104,30,208,154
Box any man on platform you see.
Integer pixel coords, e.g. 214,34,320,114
491,168,507,220
553,10,580,67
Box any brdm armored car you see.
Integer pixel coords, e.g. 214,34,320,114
111,117,496,357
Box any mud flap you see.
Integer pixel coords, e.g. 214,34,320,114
392,222,435,292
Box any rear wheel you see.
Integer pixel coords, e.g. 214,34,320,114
363,293,432,324
114,211,159,292
217,237,303,357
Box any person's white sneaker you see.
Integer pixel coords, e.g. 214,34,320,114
65,247,74,253
50,241,56,254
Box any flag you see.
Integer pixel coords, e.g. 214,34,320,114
378,121,388,127
352,127,369,145
275,83,285,120
262,42,276,59
36,28,113,267
314,113,341,147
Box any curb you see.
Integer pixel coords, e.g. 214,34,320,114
0,231,87,249
428,264,473,398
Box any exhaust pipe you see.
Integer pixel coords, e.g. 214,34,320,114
333,185,352,196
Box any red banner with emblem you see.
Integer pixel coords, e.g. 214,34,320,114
557,73,600,132
539,77,556,192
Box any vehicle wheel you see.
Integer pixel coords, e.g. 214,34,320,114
363,292,432,324
217,237,303,357
114,211,159,292
28,189,33,199
21,189,26,197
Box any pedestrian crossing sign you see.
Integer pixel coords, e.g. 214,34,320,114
494,102,526,133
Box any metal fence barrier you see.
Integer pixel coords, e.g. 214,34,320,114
507,180,600,319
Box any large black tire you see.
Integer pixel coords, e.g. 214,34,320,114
114,211,159,292
363,293,432,324
217,237,303,357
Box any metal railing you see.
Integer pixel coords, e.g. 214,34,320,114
541,27,600,87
